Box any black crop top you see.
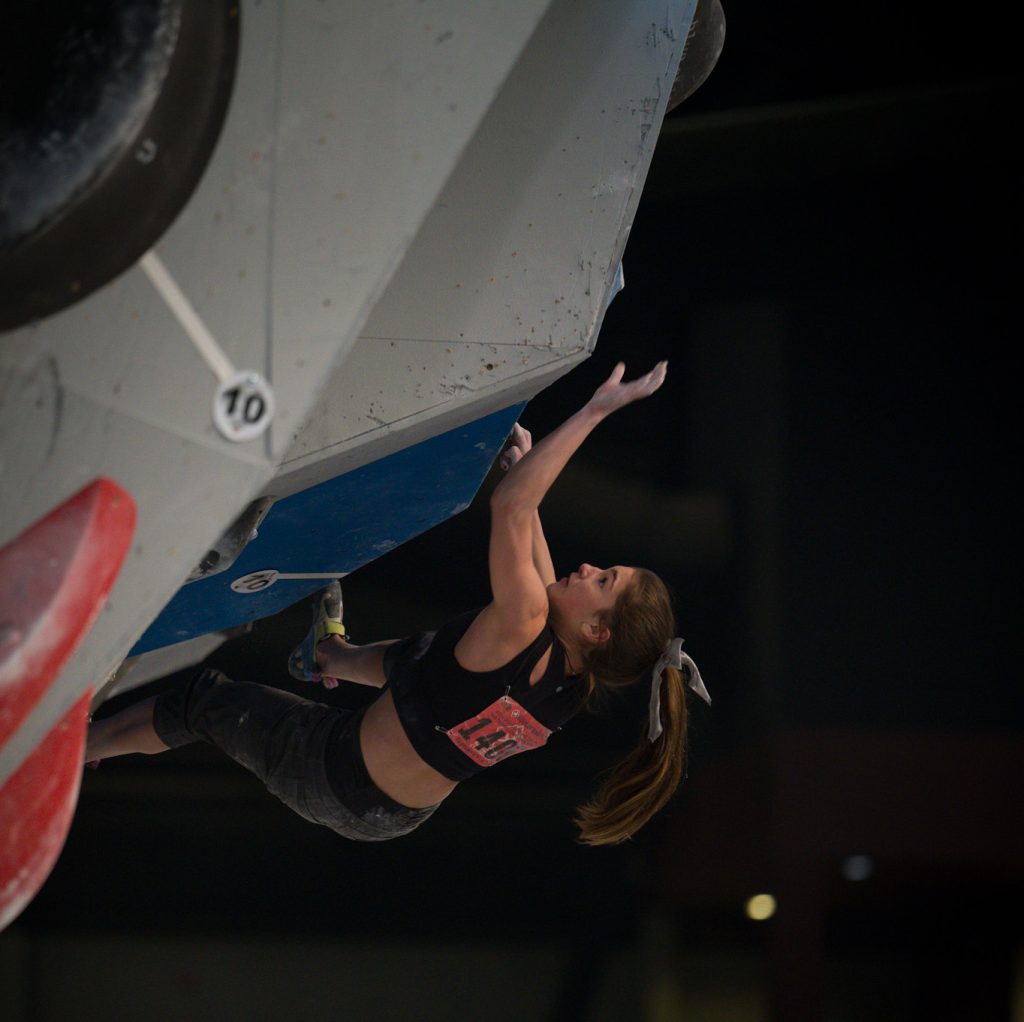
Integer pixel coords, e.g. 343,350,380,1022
385,610,586,781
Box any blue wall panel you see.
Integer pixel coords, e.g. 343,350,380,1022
132,405,523,654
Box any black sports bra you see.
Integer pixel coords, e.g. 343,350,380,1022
385,610,586,781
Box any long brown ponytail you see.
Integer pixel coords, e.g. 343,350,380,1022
574,569,689,846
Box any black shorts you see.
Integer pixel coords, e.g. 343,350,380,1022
152,668,438,842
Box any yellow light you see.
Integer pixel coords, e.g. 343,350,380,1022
745,893,777,921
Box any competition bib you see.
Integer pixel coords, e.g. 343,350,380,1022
446,696,552,767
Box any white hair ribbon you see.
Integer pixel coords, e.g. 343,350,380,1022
648,638,710,742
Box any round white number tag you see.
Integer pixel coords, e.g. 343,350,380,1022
230,569,279,593
213,371,275,442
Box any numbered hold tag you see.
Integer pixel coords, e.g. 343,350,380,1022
213,371,275,442
231,569,279,594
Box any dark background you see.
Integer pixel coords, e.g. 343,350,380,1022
10,3,1022,1020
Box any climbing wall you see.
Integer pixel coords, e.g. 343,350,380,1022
0,0,697,928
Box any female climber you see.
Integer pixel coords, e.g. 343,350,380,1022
85,361,709,844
